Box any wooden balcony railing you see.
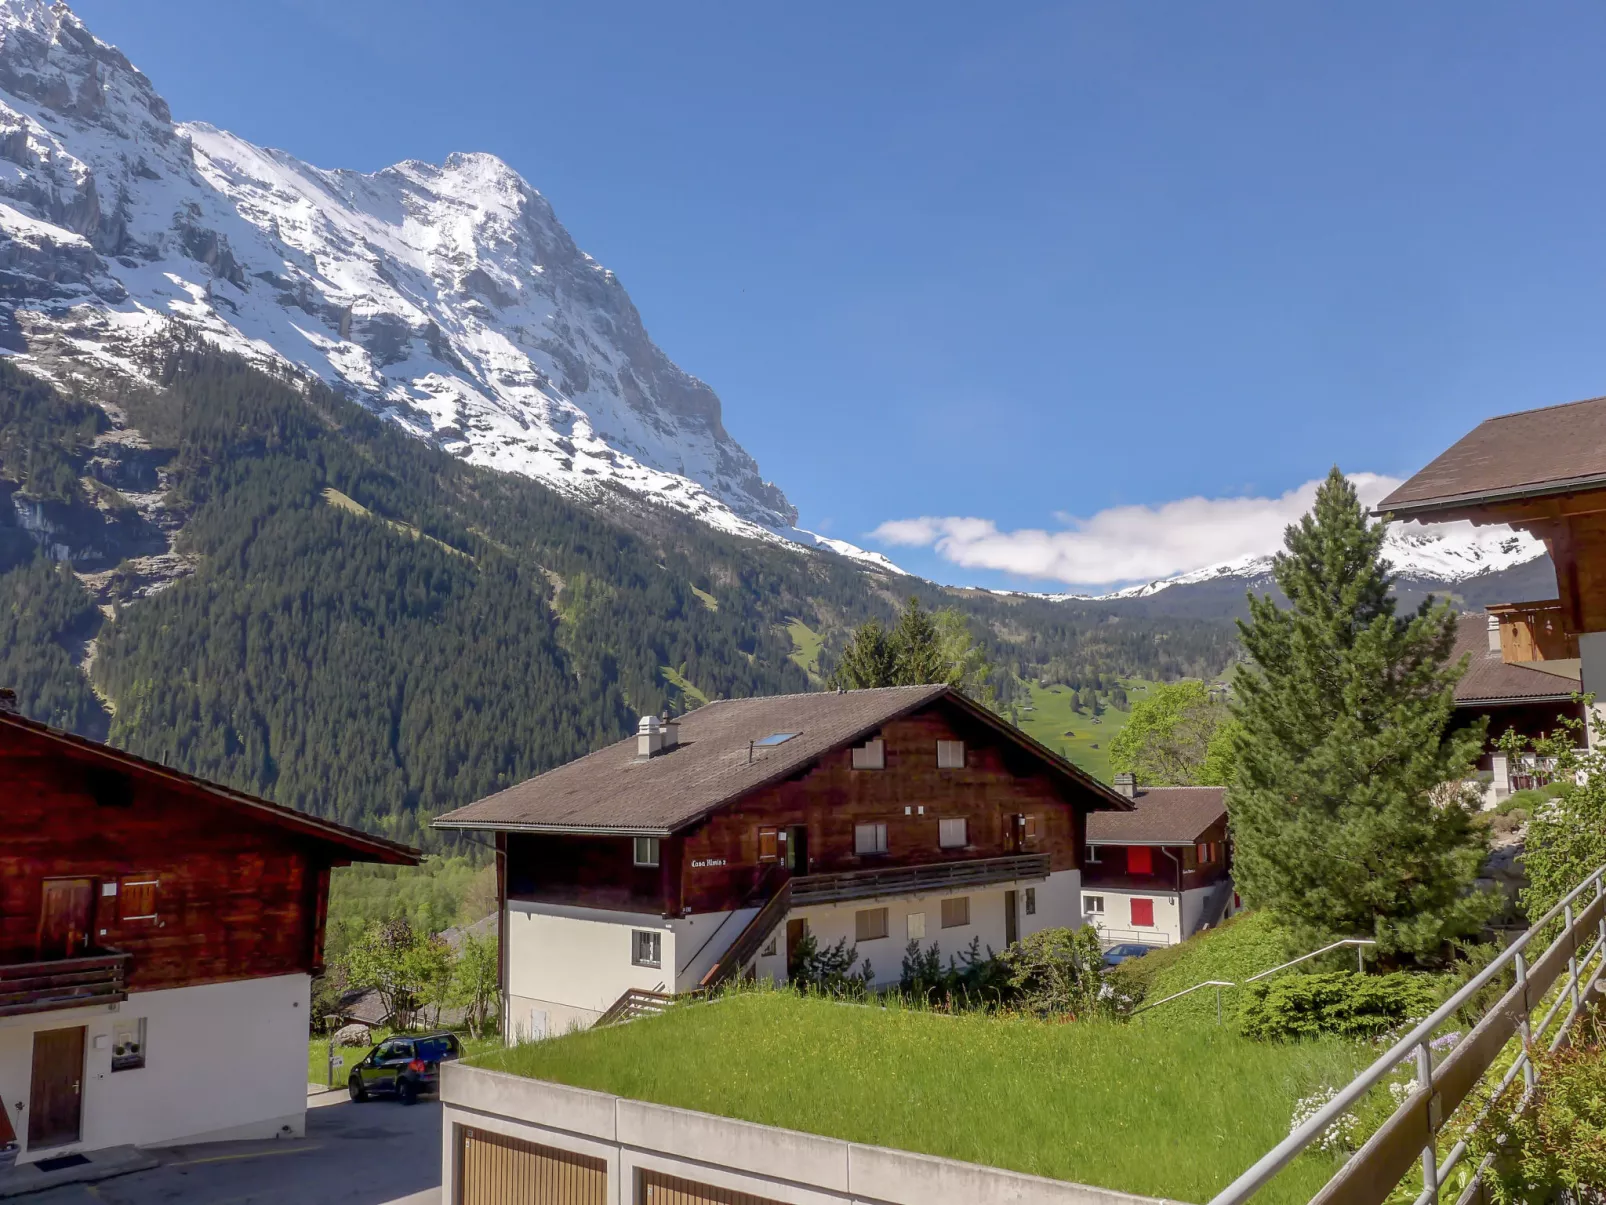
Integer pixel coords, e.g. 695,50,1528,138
0,950,131,1018
790,853,1051,907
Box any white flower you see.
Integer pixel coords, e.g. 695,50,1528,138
1289,1087,1362,1155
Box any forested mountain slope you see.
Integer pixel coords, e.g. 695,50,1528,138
0,343,1238,845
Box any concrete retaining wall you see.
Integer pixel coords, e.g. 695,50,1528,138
440,1062,1174,1205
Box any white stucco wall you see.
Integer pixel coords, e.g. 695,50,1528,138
0,973,310,1162
1022,869,1084,938
506,902,690,1029
1084,889,1182,946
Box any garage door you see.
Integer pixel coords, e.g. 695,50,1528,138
639,1169,785,1205
457,1126,607,1205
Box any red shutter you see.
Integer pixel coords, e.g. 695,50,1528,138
1131,898,1155,927
1127,846,1153,875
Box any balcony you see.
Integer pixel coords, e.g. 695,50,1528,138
1487,600,1579,664
791,853,1051,907
0,950,131,1018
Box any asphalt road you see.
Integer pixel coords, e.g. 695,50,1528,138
27,1092,441,1205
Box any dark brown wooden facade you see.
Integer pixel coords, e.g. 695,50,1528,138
505,698,1100,918
0,711,415,1001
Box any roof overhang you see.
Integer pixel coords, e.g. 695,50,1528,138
431,819,674,838
1086,836,1209,847
1,711,418,865
1454,694,1580,707
1375,472,1606,523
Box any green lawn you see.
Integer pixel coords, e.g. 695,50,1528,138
688,584,719,612
659,664,711,706
475,990,1366,1204
1012,678,1154,782
781,617,825,682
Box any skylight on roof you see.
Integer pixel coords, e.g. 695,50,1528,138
755,732,799,747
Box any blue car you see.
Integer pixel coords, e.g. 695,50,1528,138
1102,942,1154,967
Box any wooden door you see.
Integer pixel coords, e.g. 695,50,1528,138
28,1027,84,1150
784,918,808,978
38,879,94,959
457,1126,605,1204
1005,890,1019,946
640,1169,785,1204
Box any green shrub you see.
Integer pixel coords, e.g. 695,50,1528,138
997,927,1108,1018
1237,971,1440,1040
897,936,1009,1008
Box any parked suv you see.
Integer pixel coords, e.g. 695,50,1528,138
348,1032,463,1104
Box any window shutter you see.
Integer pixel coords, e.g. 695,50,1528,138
758,828,779,862
938,818,967,849
119,878,158,922
936,740,965,769
940,896,970,928
1127,846,1153,875
851,740,886,770
1131,898,1155,927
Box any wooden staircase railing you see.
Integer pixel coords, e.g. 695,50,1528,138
700,879,793,991
594,986,674,1028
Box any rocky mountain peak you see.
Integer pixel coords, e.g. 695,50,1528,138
0,1,822,548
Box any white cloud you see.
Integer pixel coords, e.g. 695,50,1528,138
871,473,1408,587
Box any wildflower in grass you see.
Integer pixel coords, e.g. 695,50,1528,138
1288,1086,1361,1155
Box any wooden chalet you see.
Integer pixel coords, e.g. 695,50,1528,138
1380,395,1606,737
434,685,1131,1035
1082,776,1233,947
0,693,416,1166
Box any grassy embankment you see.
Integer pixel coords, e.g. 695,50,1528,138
1012,678,1155,781
475,988,1367,1204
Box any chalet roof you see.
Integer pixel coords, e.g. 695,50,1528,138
1451,615,1581,705
1085,786,1227,845
433,685,1132,836
1378,394,1606,520
0,708,418,865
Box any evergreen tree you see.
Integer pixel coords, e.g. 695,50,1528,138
891,597,947,685
828,618,900,689
1230,468,1494,961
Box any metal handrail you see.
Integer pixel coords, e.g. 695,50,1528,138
1206,862,1606,1205
1128,938,1375,1020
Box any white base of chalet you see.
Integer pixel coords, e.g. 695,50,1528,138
0,974,311,1164
502,870,1087,1033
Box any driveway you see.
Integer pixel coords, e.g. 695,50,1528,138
25,1091,440,1205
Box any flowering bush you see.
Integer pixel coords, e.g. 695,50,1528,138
1288,1086,1362,1155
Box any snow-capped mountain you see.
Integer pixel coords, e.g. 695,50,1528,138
0,0,898,568
979,520,1546,603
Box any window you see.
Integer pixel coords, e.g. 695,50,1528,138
938,818,968,849
1127,846,1154,875
855,907,889,942
758,828,779,862
633,837,660,868
1083,894,1105,916
936,740,966,769
907,912,926,940
941,896,970,929
1196,841,1217,865
760,936,778,957
111,1017,145,1072
1024,887,1037,916
118,878,158,922
1023,815,1039,841
1085,845,1103,863
632,930,662,968
1130,898,1156,927
851,740,885,770
854,822,888,855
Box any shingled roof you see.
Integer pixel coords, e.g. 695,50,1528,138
433,685,1131,835
1451,614,1580,705
1378,395,1606,520
1085,786,1227,846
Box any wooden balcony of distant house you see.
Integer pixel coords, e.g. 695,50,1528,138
1487,599,1581,664
0,950,130,1018
788,853,1051,907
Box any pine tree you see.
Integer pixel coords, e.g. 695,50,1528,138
828,619,900,689
891,597,948,685
1230,468,1494,961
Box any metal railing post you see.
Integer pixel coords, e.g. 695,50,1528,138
1215,985,1222,1026
1416,1040,1439,1202
1566,903,1581,1020
1514,951,1535,1092
1357,944,1364,973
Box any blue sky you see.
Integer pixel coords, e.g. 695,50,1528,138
73,1,1606,588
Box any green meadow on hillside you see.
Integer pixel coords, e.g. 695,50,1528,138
1012,678,1155,781
477,989,1365,1205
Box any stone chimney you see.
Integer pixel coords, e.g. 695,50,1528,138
660,710,680,751
0,687,17,715
1113,772,1137,799
636,714,663,759
1487,614,1502,654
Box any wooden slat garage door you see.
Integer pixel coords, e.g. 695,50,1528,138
639,1169,784,1205
458,1126,607,1205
